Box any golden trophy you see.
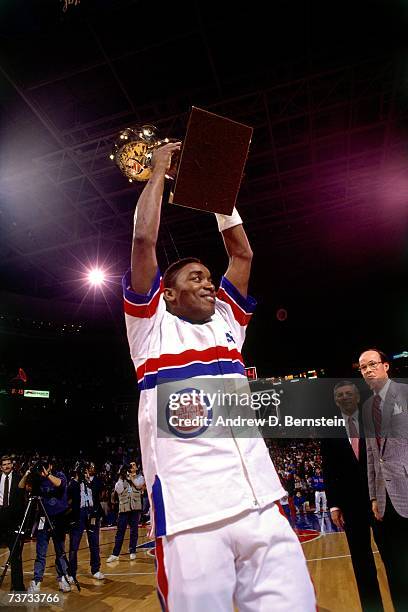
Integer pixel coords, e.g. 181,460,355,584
110,124,177,183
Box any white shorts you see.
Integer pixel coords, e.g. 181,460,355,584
155,503,316,611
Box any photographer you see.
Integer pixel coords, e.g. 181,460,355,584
19,458,72,594
106,462,144,562
67,463,104,580
87,462,104,519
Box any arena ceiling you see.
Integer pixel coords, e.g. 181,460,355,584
0,1,407,363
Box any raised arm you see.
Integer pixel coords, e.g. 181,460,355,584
216,208,253,297
130,142,181,294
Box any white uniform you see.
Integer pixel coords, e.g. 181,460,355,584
123,268,315,611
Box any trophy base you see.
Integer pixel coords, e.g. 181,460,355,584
171,107,253,215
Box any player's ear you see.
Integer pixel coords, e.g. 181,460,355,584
163,288,176,305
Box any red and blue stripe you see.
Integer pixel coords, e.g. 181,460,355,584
217,276,256,326
137,346,245,390
123,268,163,318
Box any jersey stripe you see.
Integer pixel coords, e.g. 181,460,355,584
137,346,244,380
152,476,167,537
123,268,163,318
139,360,246,390
155,537,169,611
124,290,162,318
216,288,253,326
218,276,256,312
216,277,256,326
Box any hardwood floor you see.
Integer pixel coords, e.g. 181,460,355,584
0,523,394,611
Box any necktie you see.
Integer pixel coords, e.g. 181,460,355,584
372,394,382,450
348,417,359,459
3,474,9,508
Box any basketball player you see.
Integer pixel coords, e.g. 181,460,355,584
122,141,315,611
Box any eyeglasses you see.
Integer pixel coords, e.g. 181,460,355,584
358,361,382,373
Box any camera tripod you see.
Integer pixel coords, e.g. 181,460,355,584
0,495,80,591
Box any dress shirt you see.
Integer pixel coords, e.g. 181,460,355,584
376,378,391,409
80,482,94,509
0,471,13,506
341,410,360,444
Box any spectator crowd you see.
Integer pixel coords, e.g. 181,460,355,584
0,435,150,594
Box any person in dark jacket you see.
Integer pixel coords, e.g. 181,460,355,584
68,462,104,580
321,381,384,612
0,455,26,591
87,462,104,520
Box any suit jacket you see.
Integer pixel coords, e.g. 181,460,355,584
0,471,26,531
89,475,104,518
321,412,372,516
362,380,408,518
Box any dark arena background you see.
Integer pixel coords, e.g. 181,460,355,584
0,1,407,611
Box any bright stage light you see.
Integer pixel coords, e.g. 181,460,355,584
88,268,106,286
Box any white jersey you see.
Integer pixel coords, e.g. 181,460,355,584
123,268,285,536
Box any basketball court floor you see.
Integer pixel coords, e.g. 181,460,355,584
0,514,394,611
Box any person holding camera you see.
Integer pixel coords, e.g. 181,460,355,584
0,455,26,592
87,460,108,526
87,462,104,520
106,462,144,562
20,459,72,594
67,463,104,580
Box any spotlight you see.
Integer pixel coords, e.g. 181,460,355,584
88,268,106,286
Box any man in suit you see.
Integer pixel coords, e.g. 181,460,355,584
321,382,383,612
359,348,408,611
0,455,26,591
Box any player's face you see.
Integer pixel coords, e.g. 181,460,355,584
165,263,216,322
358,350,389,391
334,384,359,416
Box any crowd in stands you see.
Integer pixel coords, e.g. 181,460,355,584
265,439,327,516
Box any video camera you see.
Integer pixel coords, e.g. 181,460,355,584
119,464,130,480
30,459,50,477
74,460,89,483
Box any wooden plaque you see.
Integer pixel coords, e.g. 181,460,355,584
171,107,253,215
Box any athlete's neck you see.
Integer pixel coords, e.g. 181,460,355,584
176,314,212,325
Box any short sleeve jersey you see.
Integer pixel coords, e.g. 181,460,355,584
123,268,285,536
